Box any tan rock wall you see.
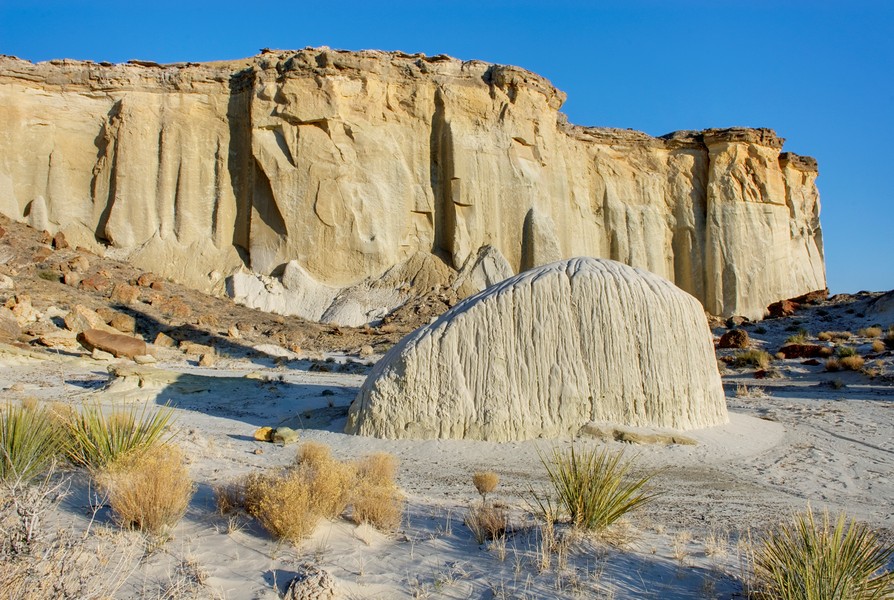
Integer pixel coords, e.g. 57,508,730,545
0,49,825,319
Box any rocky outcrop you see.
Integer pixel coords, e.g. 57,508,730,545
0,49,825,320
345,258,728,441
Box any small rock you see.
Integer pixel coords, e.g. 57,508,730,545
283,564,337,600
133,353,157,365
253,426,274,442
78,328,148,359
32,246,53,262
272,427,299,445
52,231,68,250
725,315,749,328
718,329,750,349
150,280,165,291
110,283,141,305
8,382,24,392
38,231,52,245
154,332,176,347
359,345,374,357
0,225,5,238
0,274,13,290
110,313,137,334
777,344,830,359
79,274,111,293
136,273,157,287
95,307,117,323
180,341,214,356
197,314,219,328
66,255,90,273
64,305,116,334
0,307,22,342
198,353,215,367
253,448,264,455
63,272,81,287
767,299,799,319
227,325,241,339
9,295,40,325
37,331,80,350
801,358,821,366
91,348,115,361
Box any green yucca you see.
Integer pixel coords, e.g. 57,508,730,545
0,402,65,483
731,349,772,370
65,402,175,470
753,508,894,600
533,446,655,531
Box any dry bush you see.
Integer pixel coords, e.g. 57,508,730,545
837,345,859,358
473,471,500,502
840,356,866,371
730,350,771,370
465,502,507,544
242,467,318,542
872,340,886,353
213,481,244,515
736,383,765,399
858,326,883,338
825,358,842,372
785,329,810,344
818,331,853,342
295,441,332,468
351,452,403,531
308,459,354,519
98,444,194,535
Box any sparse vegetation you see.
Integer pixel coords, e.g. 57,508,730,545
736,383,765,399
858,326,883,339
465,502,507,544
472,471,500,502
242,466,320,542
64,402,175,470
818,330,853,342
751,508,894,600
350,452,403,531
97,443,194,535
825,358,842,372
533,446,654,531
785,329,810,344
1,402,65,483
837,346,859,358
840,356,866,371
871,340,886,354
731,349,772,370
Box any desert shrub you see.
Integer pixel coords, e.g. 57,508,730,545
837,346,858,358
465,502,508,544
0,402,65,483
65,402,174,470
295,441,333,468
473,471,500,502
819,331,852,342
785,329,810,344
751,508,894,600
871,340,885,354
350,453,403,531
731,349,771,370
533,446,654,531
37,270,59,282
858,326,883,339
98,444,194,535
242,467,318,542
213,481,244,515
825,358,842,372
840,356,866,371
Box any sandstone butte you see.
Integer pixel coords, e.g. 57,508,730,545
346,258,728,441
0,48,825,321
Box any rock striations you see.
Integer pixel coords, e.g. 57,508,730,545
0,48,825,320
345,257,728,441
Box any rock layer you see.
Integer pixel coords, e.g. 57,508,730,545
345,257,728,441
0,49,825,319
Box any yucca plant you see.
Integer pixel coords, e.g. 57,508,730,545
533,446,655,531
65,402,175,470
752,508,894,600
0,402,65,483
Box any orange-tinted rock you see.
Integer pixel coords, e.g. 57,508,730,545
777,343,826,359
110,283,140,305
718,329,750,349
52,231,68,249
79,274,111,293
77,328,148,358
791,289,828,305
768,299,799,318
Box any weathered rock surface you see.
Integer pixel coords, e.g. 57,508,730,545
0,49,825,321
346,257,728,441
718,329,750,349
77,328,148,359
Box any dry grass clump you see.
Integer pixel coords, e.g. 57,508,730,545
97,444,194,535
785,329,810,344
825,358,842,372
229,444,403,542
858,326,883,338
465,502,508,544
840,356,866,371
533,446,654,531
731,349,772,370
350,453,403,531
64,402,174,470
837,345,859,358
751,508,894,600
818,330,853,342
472,471,500,502
1,402,65,484
736,383,765,399
871,340,886,353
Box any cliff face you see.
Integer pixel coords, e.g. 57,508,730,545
0,48,825,319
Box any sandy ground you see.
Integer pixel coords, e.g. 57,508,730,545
1,290,892,599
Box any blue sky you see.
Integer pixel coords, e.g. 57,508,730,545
1,1,891,294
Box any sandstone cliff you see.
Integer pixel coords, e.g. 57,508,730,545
0,48,825,320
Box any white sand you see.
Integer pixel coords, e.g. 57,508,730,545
2,333,892,599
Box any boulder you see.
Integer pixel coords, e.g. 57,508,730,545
64,305,117,334
77,328,148,359
109,283,140,305
718,329,750,349
0,273,13,290
346,257,727,441
283,564,336,600
0,306,20,342
768,299,799,318
777,344,830,359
